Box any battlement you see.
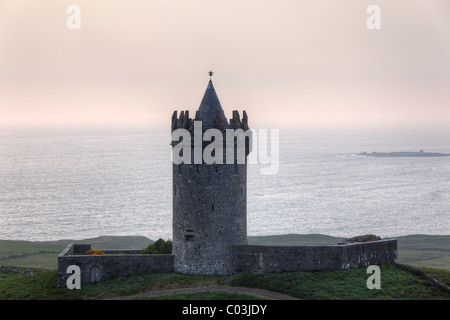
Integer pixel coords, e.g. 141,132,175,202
171,110,249,132
230,110,249,130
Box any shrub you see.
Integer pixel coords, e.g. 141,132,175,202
85,249,105,255
141,239,172,254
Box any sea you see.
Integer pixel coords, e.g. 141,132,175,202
0,125,449,241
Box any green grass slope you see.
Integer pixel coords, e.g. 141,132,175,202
0,265,448,300
227,264,449,300
396,235,450,271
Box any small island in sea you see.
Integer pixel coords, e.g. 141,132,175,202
359,150,450,157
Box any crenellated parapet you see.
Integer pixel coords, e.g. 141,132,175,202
229,110,249,130
172,78,250,134
171,109,249,132
171,110,193,131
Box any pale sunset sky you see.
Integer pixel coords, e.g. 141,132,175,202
0,0,449,129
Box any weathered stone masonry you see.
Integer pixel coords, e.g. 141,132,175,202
57,239,397,287
57,244,173,288
171,79,250,275
232,239,398,273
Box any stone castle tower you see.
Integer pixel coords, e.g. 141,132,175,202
171,75,250,275
56,75,398,287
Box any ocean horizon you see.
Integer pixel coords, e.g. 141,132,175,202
0,124,449,242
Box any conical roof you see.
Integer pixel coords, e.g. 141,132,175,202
196,80,229,129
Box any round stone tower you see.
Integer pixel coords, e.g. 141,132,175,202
171,75,251,275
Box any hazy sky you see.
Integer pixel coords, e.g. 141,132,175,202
1,0,449,129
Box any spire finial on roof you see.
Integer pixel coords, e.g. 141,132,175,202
208,70,214,80
197,72,229,129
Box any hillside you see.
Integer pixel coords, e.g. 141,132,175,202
0,264,448,300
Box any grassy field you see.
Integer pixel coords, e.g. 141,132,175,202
0,234,448,300
227,264,449,300
0,265,448,300
395,235,450,271
0,269,221,300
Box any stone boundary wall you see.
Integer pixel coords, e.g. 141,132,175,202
57,239,398,287
232,239,398,273
57,244,174,287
